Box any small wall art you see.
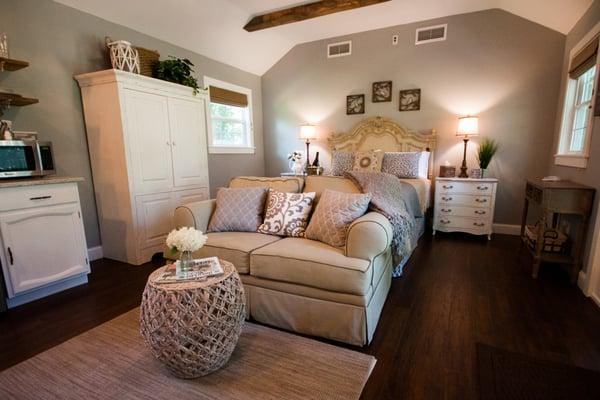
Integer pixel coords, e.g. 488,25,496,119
399,89,421,111
346,94,365,115
372,81,392,102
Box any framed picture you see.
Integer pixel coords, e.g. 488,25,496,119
399,89,421,111
346,94,365,115
372,81,392,102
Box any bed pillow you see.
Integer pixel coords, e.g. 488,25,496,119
382,152,421,178
418,151,430,178
352,150,383,172
305,189,371,247
258,190,316,237
330,151,355,176
208,187,268,232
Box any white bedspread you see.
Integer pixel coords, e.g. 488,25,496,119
398,178,431,213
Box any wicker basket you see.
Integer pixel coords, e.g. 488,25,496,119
524,224,568,253
135,46,160,77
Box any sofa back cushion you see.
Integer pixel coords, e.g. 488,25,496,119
258,190,316,237
303,176,361,204
229,176,304,193
305,189,371,248
208,187,268,232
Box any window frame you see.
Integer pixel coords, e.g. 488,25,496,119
555,23,600,169
203,76,255,154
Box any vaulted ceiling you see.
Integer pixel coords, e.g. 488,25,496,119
54,0,592,76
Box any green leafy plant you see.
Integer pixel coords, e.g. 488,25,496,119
153,57,200,94
477,138,500,169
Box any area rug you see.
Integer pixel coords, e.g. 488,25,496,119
477,342,600,400
0,308,376,400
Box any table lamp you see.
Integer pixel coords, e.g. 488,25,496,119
456,116,479,178
299,124,317,172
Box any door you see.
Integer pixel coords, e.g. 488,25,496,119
168,97,210,188
124,89,174,194
173,187,209,208
0,204,89,297
135,192,175,250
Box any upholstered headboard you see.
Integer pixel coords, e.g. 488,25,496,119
328,116,437,178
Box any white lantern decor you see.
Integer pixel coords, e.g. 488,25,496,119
107,40,140,74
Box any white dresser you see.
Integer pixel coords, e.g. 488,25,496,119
433,177,498,239
76,70,210,265
0,177,90,308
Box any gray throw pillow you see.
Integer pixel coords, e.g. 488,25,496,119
208,187,268,232
330,151,355,176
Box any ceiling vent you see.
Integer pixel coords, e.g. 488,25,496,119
327,41,352,58
415,24,447,45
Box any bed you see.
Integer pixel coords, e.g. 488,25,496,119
327,116,437,275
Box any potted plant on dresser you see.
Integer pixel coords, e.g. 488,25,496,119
476,138,499,178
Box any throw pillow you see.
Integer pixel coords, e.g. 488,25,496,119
330,151,355,176
258,190,316,237
207,187,268,232
305,189,371,247
381,152,421,178
352,150,383,172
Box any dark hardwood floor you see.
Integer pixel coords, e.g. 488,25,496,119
1,233,599,399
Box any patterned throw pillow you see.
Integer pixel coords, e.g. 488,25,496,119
381,152,421,178
258,190,316,237
305,189,371,247
208,187,268,232
330,151,355,176
352,150,383,172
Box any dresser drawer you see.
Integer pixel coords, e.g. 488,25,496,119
0,183,80,212
436,193,491,208
438,205,492,218
437,181,494,195
436,216,490,231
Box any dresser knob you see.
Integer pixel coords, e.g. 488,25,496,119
474,210,486,215
440,220,451,224
477,186,489,190
443,185,454,189
442,197,453,201
475,198,487,203
473,222,485,227
441,208,452,213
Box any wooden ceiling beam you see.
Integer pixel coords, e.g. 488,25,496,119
243,0,391,32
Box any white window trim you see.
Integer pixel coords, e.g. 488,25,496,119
203,76,255,154
555,22,600,168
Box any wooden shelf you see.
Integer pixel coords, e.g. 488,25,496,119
0,57,29,72
0,92,39,107
521,236,574,265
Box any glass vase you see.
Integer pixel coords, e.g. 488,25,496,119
179,250,194,273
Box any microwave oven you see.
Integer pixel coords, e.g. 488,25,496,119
0,140,56,179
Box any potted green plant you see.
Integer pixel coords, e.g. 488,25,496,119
476,138,499,177
153,57,200,94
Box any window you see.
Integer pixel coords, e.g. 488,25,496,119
556,31,599,168
204,77,254,154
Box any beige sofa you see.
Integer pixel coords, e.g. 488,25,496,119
173,175,393,346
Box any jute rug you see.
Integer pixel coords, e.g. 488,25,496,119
0,308,376,400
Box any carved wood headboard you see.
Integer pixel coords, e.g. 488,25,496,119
327,116,437,178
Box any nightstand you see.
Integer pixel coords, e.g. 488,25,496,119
433,177,498,239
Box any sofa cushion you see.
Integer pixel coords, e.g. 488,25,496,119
258,190,316,237
250,238,372,295
194,232,281,274
229,176,304,193
208,187,268,232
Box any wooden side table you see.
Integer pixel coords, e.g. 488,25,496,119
140,259,245,378
520,179,595,282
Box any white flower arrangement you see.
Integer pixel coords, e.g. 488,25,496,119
166,227,208,254
287,151,303,162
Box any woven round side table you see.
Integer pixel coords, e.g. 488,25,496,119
140,259,245,379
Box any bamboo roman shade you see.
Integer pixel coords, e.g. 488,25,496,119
209,86,248,108
569,35,599,79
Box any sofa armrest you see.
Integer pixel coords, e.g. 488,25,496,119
174,199,216,232
345,212,393,261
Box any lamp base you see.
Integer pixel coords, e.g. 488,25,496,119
458,166,469,178
458,138,469,178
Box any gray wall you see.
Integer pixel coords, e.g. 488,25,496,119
0,0,264,248
547,0,600,273
262,9,565,225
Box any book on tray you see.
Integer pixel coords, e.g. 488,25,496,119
156,257,223,284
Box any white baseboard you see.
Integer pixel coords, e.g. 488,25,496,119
578,270,589,295
87,246,103,261
591,293,600,308
492,223,520,235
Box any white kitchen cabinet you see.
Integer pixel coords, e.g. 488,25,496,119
0,180,90,307
76,70,210,265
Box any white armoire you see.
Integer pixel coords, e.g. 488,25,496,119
76,70,210,265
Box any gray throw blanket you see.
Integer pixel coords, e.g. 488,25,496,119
346,171,421,277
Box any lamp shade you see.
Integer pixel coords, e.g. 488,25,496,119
456,116,479,137
299,124,317,140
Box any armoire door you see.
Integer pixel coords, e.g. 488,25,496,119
168,97,210,188
135,192,175,250
124,89,174,194
0,204,89,296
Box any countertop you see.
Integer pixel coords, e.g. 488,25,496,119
0,176,84,189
